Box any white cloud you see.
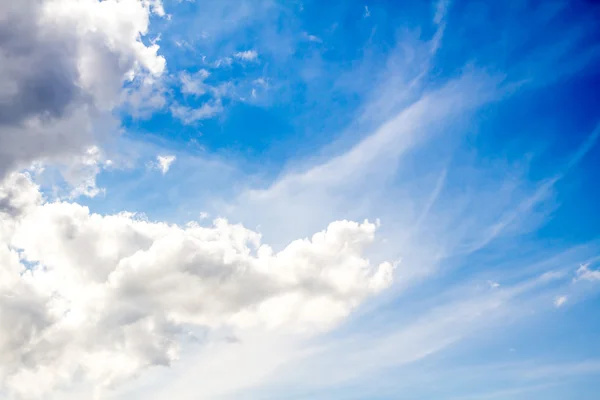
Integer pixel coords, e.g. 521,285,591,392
19,145,113,201
233,50,259,62
0,173,392,398
180,70,211,96
172,69,242,123
554,295,568,308
433,0,450,25
304,33,323,43
61,146,107,198
254,77,268,86
170,101,224,124
575,263,600,282
488,280,500,289
213,57,233,68
156,155,177,175
364,5,371,18
229,73,499,251
121,75,169,118
135,266,573,400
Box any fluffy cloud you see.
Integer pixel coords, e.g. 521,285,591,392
233,49,259,62
180,69,211,96
554,295,568,308
0,173,393,398
151,155,176,174
0,0,165,179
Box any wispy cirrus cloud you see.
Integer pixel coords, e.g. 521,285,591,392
574,263,600,282
170,101,223,124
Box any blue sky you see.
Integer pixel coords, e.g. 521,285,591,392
1,0,600,399
111,1,600,397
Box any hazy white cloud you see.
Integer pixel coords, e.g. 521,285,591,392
253,77,268,86
213,57,233,68
234,50,259,62
121,76,169,118
170,101,224,124
488,280,500,289
554,295,568,308
180,70,211,96
139,266,576,400
433,0,450,25
61,146,107,198
229,72,499,251
364,5,371,18
156,155,177,174
171,69,245,122
575,263,600,282
0,173,393,398
304,32,323,43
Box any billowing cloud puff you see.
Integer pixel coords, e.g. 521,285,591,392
0,0,165,179
0,173,393,398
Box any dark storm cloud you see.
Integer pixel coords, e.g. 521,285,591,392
0,0,93,179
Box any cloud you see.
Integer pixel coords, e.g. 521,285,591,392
364,5,371,18
554,295,568,308
233,49,259,62
142,263,577,400
170,101,224,124
228,72,499,250
156,155,177,175
180,69,211,96
488,280,500,289
1,1,598,399
575,263,600,282
171,69,244,123
304,33,323,43
60,146,108,198
0,0,166,179
213,57,233,68
121,75,169,118
0,173,392,398
433,0,450,25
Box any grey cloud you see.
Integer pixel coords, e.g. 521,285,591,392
0,0,83,125
0,0,87,178
0,0,165,181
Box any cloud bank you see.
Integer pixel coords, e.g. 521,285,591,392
0,173,392,398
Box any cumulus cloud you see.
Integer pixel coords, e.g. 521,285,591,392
0,173,393,398
233,49,259,62
155,155,176,174
0,0,166,179
554,295,568,308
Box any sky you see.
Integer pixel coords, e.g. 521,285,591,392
1,0,600,399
